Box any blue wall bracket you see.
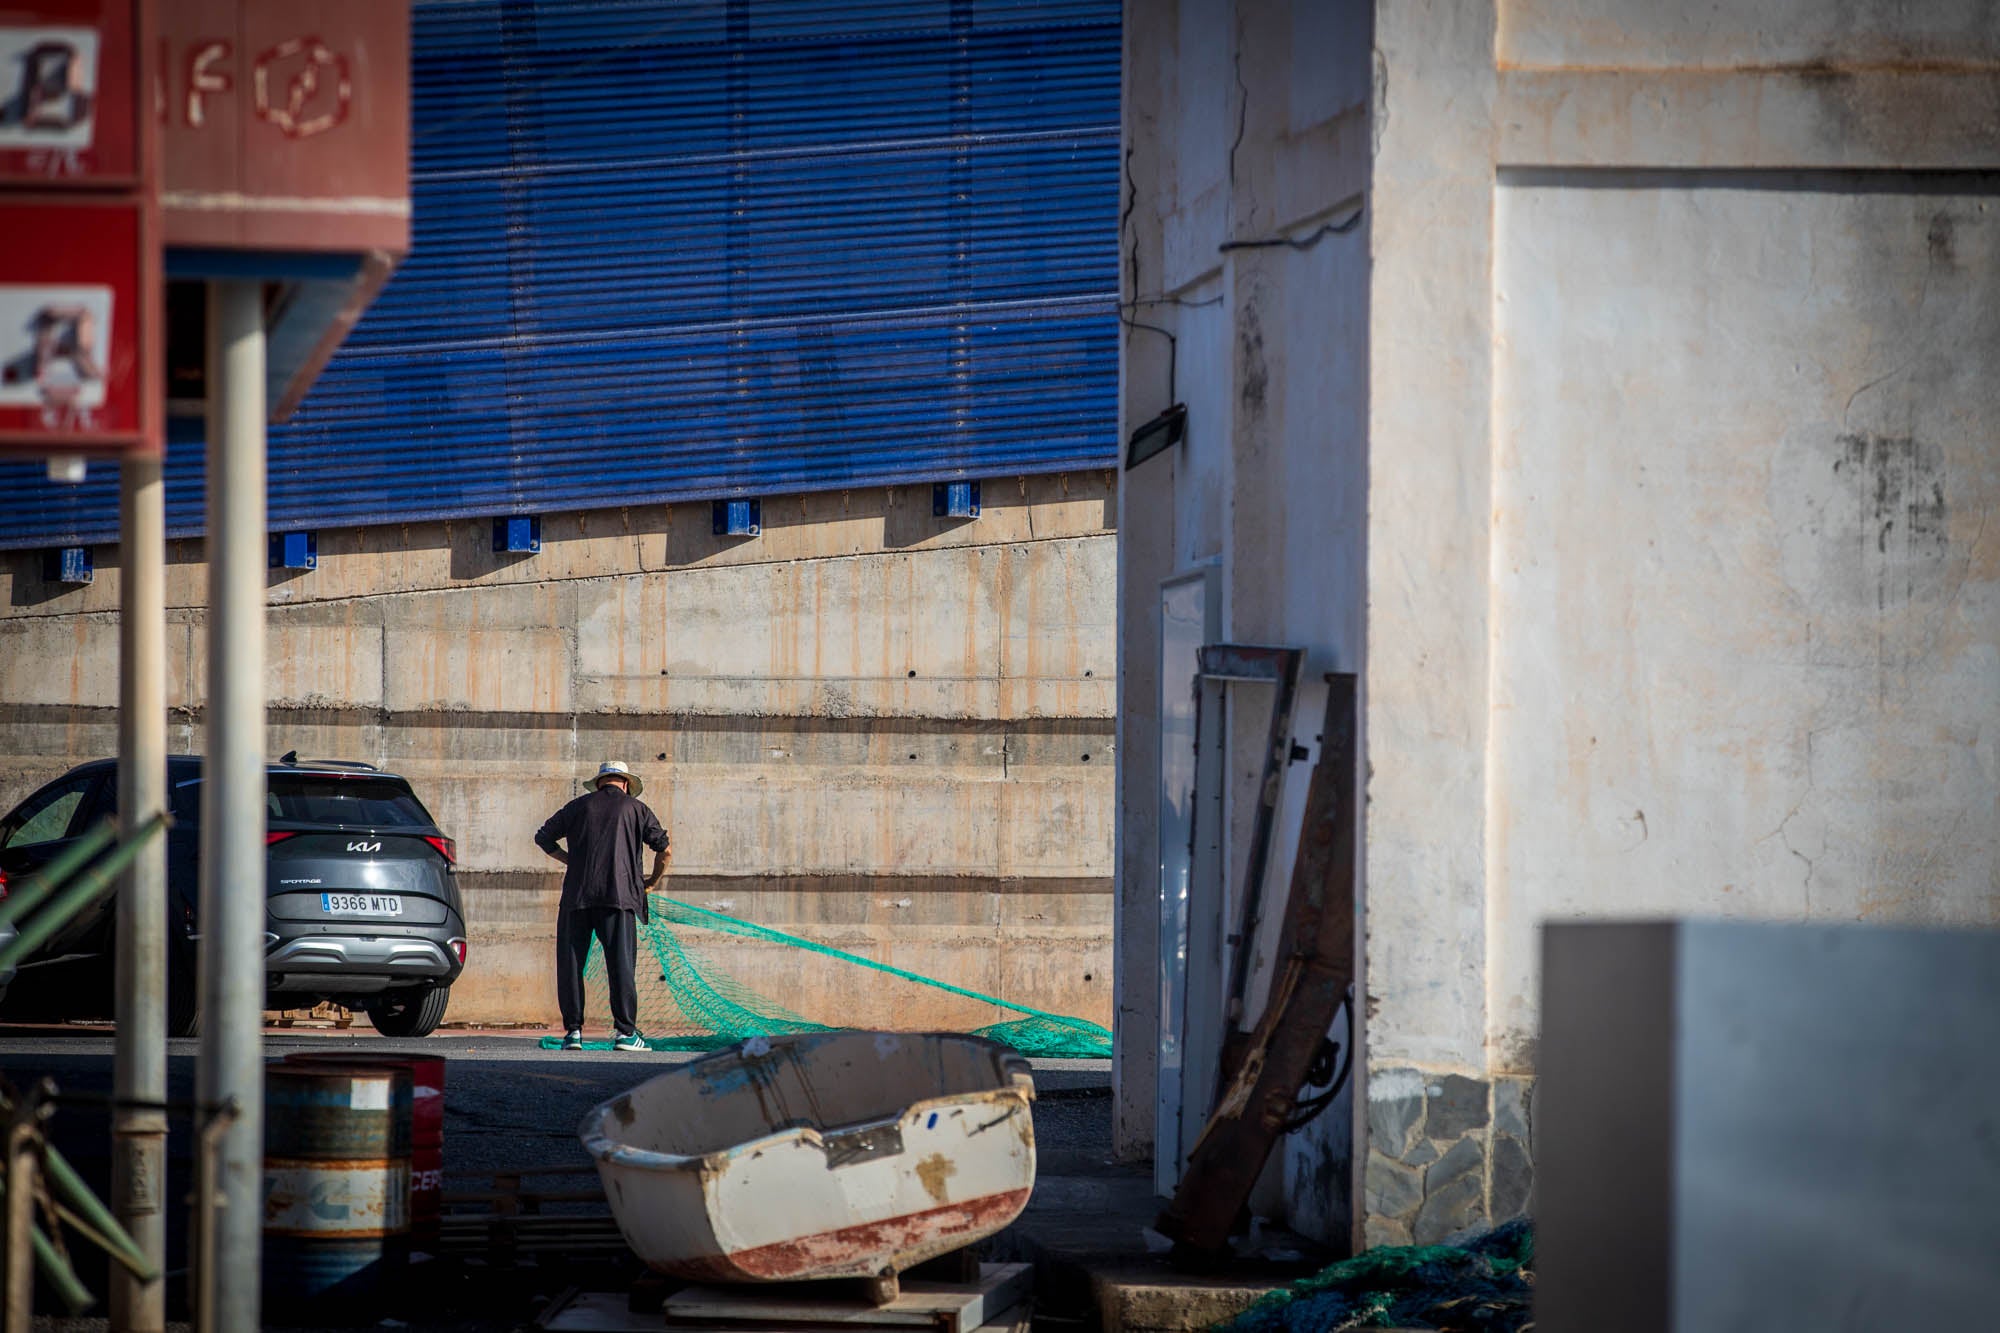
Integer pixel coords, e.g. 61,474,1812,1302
43,546,93,585
712,499,762,537
493,515,542,554
933,480,981,520
269,531,318,571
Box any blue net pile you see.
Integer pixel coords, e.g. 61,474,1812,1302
1216,1221,1534,1333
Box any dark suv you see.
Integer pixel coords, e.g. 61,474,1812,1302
0,756,466,1037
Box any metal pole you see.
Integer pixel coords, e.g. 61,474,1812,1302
196,280,265,1333
4,1108,35,1333
112,453,167,1333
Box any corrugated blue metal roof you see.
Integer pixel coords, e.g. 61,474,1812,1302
0,0,1119,549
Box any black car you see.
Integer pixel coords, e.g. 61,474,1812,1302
0,755,466,1037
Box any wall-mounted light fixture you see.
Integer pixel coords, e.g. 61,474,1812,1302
712,498,761,537
1126,403,1187,469
492,515,541,554
933,480,981,520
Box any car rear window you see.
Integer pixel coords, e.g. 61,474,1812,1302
170,774,435,829
268,776,434,828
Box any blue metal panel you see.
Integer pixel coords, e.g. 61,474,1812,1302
0,0,1118,549
712,499,762,537
269,532,319,570
492,515,541,553
934,481,980,519
44,547,94,584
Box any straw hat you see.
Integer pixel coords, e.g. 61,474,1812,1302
592,760,643,798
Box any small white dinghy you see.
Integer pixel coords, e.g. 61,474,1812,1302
581,1032,1036,1292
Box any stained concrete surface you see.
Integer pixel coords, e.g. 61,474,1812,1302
3,1027,1117,1330
0,474,1120,1032
1117,0,2000,1250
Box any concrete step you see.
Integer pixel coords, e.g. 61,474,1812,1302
982,1169,1328,1330
1091,1272,1282,1333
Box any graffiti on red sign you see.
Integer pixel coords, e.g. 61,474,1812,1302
166,33,351,139
254,36,350,138
20,147,89,177
1,290,112,433
2,24,103,179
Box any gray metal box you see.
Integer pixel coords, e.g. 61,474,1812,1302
1538,920,2000,1332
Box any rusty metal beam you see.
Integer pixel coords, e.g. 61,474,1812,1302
1156,672,1358,1258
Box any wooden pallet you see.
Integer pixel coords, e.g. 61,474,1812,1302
437,1213,627,1259
267,1000,357,1028
664,1263,1032,1333
541,1291,668,1333
538,1264,1032,1333
439,1162,621,1262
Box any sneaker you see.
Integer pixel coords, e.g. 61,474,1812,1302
613,1031,647,1053
561,1029,583,1051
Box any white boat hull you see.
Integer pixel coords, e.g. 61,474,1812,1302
581,1032,1036,1283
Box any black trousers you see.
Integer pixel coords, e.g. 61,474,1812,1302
556,903,639,1035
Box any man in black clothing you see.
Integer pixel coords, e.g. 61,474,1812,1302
535,760,670,1051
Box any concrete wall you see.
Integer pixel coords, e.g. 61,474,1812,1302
1120,0,2000,1250
1116,0,1373,1241
0,474,1117,1032
1366,0,2000,1251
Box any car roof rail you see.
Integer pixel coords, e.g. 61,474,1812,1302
269,757,382,772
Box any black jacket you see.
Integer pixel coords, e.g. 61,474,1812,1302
535,785,669,921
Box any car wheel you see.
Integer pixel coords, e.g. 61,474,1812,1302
368,985,450,1038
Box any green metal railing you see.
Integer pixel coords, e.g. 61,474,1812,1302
0,814,169,973
0,813,169,1325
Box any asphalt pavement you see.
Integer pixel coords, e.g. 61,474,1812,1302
0,1025,1112,1177
2,1023,1120,1330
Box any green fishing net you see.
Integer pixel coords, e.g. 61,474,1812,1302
1215,1221,1534,1333
539,894,1112,1059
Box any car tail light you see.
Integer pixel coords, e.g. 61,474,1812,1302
447,938,467,965
424,836,457,865
265,831,296,846
0,868,8,901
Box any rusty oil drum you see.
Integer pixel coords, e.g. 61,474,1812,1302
285,1053,446,1250
263,1064,413,1306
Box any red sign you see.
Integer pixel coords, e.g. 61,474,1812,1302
0,196,148,448
1,0,405,452
160,0,409,253
0,0,158,457
0,0,140,183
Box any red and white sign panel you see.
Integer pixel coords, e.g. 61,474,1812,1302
161,0,408,253
0,0,154,455
0,0,405,451
0,197,145,447
0,0,139,183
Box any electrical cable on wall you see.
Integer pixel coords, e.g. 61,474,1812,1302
1120,196,1364,429
1121,313,1178,403
1282,987,1355,1133
1221,203,1366,254
1117,293,1221,406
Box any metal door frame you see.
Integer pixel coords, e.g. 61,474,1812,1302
1154,565,1222,1194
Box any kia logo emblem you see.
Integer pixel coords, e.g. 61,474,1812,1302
347,841,382,853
